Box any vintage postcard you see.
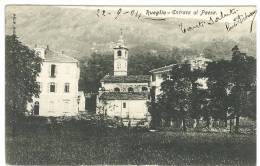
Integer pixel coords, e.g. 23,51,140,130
5,5,256,165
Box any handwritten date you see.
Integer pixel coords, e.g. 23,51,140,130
96,8,142,20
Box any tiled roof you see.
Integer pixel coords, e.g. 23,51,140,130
44,49,78,63
101,75,150,83
99,92,149,100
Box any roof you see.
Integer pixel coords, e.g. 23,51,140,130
101,75,150,83
150,64,176,73
150,57,212,74
34,46,78,63
43,49,78,63
99,92,149,100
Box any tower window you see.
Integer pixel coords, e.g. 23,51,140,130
114,87,120,92
117,50,122,57
123,102,126,108
128,87,134,92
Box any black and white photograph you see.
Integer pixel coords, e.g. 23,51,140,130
4,5,256,165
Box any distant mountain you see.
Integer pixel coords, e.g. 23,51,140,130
5,6,256,60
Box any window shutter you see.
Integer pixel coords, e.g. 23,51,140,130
55,65,57,77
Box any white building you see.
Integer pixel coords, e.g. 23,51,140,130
150,57,212,100
150,64,176,100
27,46,85,116
97,33,150,126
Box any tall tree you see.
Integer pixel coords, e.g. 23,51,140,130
158,64,193,131
190,68,206,128
229,45,256,133
206,60,231,128
206,46,256,133
6,35,42,136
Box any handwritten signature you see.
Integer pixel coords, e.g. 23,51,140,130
179,9,256,33
225,10,256,33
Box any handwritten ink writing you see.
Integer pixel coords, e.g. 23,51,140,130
146,10,167,16
115,8,122,19
97,8,142,20
172,10,191,15
179,8,238,33
225,10,257,32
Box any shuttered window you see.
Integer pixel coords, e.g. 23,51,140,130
64,83,70,93
50,82,56,93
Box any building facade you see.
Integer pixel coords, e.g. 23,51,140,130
150,57,212,100
27,46,85,116
97,33,150,126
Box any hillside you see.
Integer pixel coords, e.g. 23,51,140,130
5,6,256,60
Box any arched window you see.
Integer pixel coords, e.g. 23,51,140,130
128,87,134,92
114,87,120,92
117,50,122,57
142,87,148,92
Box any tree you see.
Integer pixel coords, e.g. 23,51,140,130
78,52,113,93
189,68,206,128
229,45,256,133
147,100,162,129
205,46,256,133
158,64,193,131
206,60,231,128
5,35,42,136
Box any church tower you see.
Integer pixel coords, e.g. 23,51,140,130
113,29,128,76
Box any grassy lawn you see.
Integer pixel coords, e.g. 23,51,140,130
6,124,256,165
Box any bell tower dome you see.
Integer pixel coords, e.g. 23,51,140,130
113,29,128,76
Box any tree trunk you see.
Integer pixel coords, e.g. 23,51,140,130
229,119,233,133
206,117,210,128
224,118,228,128
12,105,17,137
235,116,240,133
209,117,213,128
193,119,197,128
182,118,187,132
